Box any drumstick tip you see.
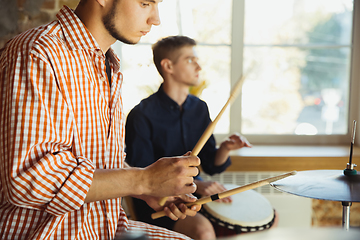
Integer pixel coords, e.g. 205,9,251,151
267,171,297,184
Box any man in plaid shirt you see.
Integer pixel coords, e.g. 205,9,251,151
0,0,201,239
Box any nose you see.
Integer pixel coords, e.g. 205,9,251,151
196,61,202,71
149,6,161,26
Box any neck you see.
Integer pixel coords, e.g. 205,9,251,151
162,81,189,107
74,2,115,53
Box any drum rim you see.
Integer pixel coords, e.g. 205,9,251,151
201,208,276,233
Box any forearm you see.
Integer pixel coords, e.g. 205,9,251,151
84,167,147,203
214,133,251,166
85,155,200,203
214,143,231,166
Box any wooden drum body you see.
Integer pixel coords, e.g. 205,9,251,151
200,184,275,237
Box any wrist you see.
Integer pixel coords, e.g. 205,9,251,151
219,142,231,152
136,167,154,196
129,167,149,196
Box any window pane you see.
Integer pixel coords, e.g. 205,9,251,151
138,0,232,44
242,0,353,135
191,0,232,44
244,0,353,45
197,46,231,134
118,44,162,115
242,47,350,135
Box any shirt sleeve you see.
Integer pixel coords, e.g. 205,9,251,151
0,48,95,216
125,107,155,168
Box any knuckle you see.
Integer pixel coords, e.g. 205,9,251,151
170,157,182,167
177,167,186,176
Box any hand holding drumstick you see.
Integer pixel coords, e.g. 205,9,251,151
143,153,200,198
152,171,297,219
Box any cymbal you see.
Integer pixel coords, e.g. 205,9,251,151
218,227,360,240
271,170,360,202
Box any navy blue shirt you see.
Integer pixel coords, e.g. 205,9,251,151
125,84,231,176
125,84,231,230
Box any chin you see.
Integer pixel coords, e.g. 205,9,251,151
114,34,140,45
120,39,139,45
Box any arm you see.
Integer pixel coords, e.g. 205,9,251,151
84,155,200,203
0,49,94,216
214,133,252,166
0,47,200,218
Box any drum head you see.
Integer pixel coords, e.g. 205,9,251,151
202,184,274,228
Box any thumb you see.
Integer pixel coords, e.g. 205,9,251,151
183,151,192,156
178,193,198,203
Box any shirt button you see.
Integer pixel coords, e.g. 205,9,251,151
100,76,106,82
107,212,111,219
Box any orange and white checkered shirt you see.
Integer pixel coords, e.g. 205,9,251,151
0,6,190,240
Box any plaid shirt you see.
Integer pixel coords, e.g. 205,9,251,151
0,6,189,240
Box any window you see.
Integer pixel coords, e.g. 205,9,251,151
112,0,359,145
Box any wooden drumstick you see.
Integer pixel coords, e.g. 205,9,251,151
191,73,247,156
158,72,249,207
152,171,297,219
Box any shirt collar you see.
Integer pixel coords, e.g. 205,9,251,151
56,6,121,72
157,84,193,111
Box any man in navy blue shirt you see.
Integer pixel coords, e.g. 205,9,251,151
125,36,252,240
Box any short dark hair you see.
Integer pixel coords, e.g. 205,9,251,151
152,36,196,77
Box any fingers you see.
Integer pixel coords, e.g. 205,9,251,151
164,202,201,221
227,133,252,149
172,156,199,195
183,155,201,167
164,203,186,221
196,181,233,203
206,182,222,194
183,151,191,156
200,181,225,196
180,203,199,217
210,182,231,203
185,167,199,179
216,196,232,203
180,181,197,196
145,155,200,197
238,135,252,148
176,193,198,203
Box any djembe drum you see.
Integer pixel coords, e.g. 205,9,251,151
200,184,275,237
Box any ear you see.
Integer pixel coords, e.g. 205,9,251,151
160,59,173,74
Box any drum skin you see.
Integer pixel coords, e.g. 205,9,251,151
200,184,275,237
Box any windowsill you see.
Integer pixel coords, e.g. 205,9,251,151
227,145,360,172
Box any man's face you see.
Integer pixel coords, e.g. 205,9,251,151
171,46,202,87
103,0,161,44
